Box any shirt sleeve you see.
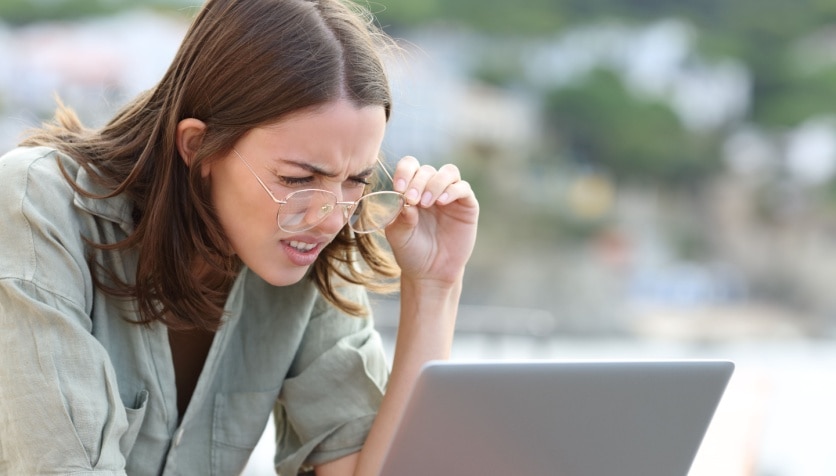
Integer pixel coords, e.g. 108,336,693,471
0,148,130,474
273,284,390,475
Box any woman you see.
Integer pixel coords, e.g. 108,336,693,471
0,0,478,474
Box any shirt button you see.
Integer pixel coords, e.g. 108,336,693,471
173,428,185,447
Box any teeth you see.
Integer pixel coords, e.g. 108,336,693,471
288,240,316,252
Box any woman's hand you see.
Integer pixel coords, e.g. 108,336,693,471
384,155,479,285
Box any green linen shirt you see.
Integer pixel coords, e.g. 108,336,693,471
0,146,390,475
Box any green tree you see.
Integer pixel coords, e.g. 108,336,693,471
544,68,720,187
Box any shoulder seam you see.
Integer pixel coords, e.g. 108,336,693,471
0,275,88,312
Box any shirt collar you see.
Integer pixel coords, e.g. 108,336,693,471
72,164,135,234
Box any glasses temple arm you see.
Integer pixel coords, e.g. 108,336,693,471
377,158,397,183
233,148,282,203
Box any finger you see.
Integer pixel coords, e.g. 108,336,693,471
392,156,420,194
403,164,438,206
436,179,476,206
419,163,462,207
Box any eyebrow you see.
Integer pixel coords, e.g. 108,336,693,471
278,158,376,180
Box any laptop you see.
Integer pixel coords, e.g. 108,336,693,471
378,360,734,476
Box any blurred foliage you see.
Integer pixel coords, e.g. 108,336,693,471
372,0,836,198
753,64,836,128
0,0,185,23
369,0,836,37
371,0,836,129
367,0,570,34
544,69,720,187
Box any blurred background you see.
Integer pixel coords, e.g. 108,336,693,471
2,0,836,474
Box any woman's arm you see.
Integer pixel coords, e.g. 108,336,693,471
317,156,479,476
0,148,132,473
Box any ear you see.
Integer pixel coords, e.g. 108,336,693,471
176,118,208,177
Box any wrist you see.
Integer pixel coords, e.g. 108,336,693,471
399,275,462,308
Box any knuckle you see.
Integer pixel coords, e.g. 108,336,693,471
419,164,437,173
400,155,420,167
440,163,461,178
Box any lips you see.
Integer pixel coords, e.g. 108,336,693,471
281,238,324,267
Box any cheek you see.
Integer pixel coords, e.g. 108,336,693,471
210,176,274,248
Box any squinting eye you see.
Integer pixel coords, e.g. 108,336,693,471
280,176,314,186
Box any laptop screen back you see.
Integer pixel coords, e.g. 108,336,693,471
379,360,734,476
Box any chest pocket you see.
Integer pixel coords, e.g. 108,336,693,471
211,388,280,476
120,390,150,458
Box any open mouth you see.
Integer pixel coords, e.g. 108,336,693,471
287,240,317,253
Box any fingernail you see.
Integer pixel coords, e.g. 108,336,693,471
421,191,433,206
396,179,407,192
438,192,449,204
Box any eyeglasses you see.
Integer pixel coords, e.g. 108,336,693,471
233,149,406,234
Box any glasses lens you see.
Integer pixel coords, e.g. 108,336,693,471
350,191,405,233
278,189,337,232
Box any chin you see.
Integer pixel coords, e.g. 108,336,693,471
256,266,311,287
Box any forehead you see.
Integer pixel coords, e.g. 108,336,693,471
248,101,387,174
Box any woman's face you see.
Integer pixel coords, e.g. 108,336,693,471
207,99,387,286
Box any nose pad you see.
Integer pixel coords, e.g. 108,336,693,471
339,203,354,222
313,203,353,234
289,193,336,231
318,202,335,219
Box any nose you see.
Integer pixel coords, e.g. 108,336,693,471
312,203,350,234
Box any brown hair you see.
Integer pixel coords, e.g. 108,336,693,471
21,0,400,331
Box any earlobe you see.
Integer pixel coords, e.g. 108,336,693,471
176,118,207,173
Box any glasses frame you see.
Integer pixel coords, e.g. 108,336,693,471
232,148,405,234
